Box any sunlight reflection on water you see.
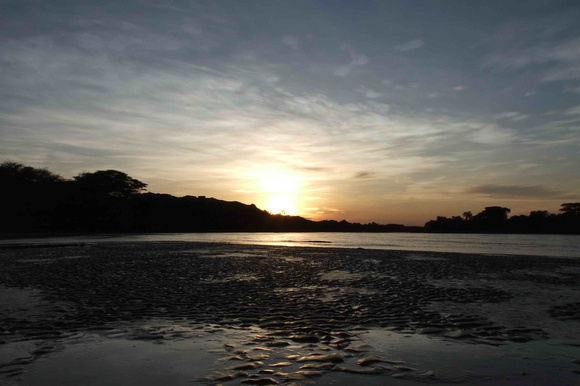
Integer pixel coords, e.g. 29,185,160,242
3,232,579,257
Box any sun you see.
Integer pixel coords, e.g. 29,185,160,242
265,195,298,215
256,175,301,215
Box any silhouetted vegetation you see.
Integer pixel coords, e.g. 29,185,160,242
0,161,418,234
425,204,580,234
3,161,577,235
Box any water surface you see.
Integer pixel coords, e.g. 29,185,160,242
2,232,579,257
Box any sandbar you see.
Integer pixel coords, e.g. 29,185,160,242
0,241,579,385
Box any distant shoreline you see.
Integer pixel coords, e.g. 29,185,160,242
3,162,578,235
4,228,580,242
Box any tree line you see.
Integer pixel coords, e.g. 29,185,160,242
3,161,577,235
424,204,580,234
0,161,415,234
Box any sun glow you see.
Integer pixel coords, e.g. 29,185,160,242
265,195,298,215
257,175,301,215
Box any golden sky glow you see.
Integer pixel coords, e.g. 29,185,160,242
256,174,302,215
2,1,580,225
264,195,299,215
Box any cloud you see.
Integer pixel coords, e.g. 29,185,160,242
523,116,580,146
459,121,515,145
493,111,530,121
468,184,566,198
365,90,383,98
354,171,375,179
542,64,580,81
282,35,300,50
481,47,552,71
550,37,580,61
493,112,519,119
395,39,424,52
512,114,530,121
2,47,521,200
2,1,579,224
563,86,580,94
542,37,580,81
0,23,523,189
481,18,580,84
333,43,369,76
294,166,331,173
564,105,580,115
356,86,383,99
333,65,351,77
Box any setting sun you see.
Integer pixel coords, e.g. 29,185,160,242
265,195,298,215
255,175,301,215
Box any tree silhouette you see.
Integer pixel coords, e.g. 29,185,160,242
0,161,64,184
558,202,580,234
560,203,580,216
0,161,67,231
474,206,511,222
74,170,147,198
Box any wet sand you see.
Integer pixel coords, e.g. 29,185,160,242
0,241,579,385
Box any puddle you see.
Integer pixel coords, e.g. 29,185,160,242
201,273,258,283
201,252,266,259
320,287,377,303
320,270,367,282
327,329,580,385
3,318,579,385
0,286,71,322
17,256,85,263
15,334,220,385
278,256,305,263
404,253,447,261
169,250,267,259
431,278,580,345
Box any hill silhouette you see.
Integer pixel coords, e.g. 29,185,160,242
0,161,415,234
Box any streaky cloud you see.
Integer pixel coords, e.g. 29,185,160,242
333,43,369,76
282,35,300,50
395,39,424,52
468,184,568,198
354,171,375,179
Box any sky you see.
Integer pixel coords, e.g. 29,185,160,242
1,0,580,225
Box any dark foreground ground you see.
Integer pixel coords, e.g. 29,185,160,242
0,242,579,385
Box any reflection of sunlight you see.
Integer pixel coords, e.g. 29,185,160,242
265,195,298,215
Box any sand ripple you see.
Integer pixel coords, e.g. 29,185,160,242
0,242,579,384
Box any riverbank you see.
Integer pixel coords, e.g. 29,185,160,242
1,242,579,384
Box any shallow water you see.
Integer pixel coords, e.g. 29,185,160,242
11,322,579,386
1,242,578,385
2,232,580,257
6,327,221,386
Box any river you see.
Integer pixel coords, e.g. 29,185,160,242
2,232,579,258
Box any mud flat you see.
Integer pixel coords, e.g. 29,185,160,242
1,241,579,385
